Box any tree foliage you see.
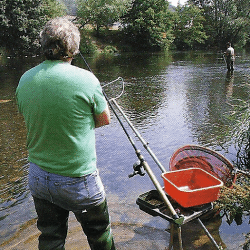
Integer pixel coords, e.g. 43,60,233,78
189,0,250,48
43,0,67,19
121,0,174,51
1,0,250,54
0,0,43,53
77,0,128,35
0,0,66,54
173,3,208,50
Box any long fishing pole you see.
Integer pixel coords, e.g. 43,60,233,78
78,52,180,220
221,51,227,66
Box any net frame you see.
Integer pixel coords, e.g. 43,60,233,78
169,145,236,188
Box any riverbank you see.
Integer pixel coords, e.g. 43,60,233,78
1,198,246,250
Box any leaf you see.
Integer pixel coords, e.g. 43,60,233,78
234,212,243,225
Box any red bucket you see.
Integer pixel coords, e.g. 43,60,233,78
162,168,223,208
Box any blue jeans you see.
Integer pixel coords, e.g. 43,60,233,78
29,163,115,250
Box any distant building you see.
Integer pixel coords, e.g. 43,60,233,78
58,0,77,15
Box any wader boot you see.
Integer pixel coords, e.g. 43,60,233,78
33,197,116,250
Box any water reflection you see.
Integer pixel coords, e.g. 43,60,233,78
0,51,249,248
0,99,28,205
0,56,42,241
225,71,234,100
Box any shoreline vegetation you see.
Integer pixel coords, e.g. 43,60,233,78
1,0,250,56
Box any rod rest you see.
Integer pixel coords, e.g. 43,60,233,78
136,190,213,225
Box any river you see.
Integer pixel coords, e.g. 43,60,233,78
0,50,250,249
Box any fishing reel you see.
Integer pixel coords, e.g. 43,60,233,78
128,160,146,178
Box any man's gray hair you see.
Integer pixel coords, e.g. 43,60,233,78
40,17,80,60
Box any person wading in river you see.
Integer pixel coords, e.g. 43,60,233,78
16,17,116,250
225,42,235,71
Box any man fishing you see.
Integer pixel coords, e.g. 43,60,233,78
225,42,235,71
16,17,116,250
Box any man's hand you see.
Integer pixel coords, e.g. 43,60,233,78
94,107,111,128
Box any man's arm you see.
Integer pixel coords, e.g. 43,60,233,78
94,106,111,128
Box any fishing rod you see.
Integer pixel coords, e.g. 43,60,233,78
79,52,181,221
221,50,227,65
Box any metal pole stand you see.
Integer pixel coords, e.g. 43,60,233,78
136,190,221,250
167,224,183,250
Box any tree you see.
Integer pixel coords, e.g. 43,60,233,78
121,0,174,51
0,0,43,53
189,0,250,48
43,0,67,19
173,3,208,50
0,0,66,54
77,0,128,35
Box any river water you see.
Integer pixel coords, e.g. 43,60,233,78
0,51,250,249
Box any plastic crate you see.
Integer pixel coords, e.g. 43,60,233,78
161,168,223,208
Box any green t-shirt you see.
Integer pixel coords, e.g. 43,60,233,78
16,60,107,177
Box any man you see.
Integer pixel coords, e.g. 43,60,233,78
225,42,235,71
16,17,116,250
